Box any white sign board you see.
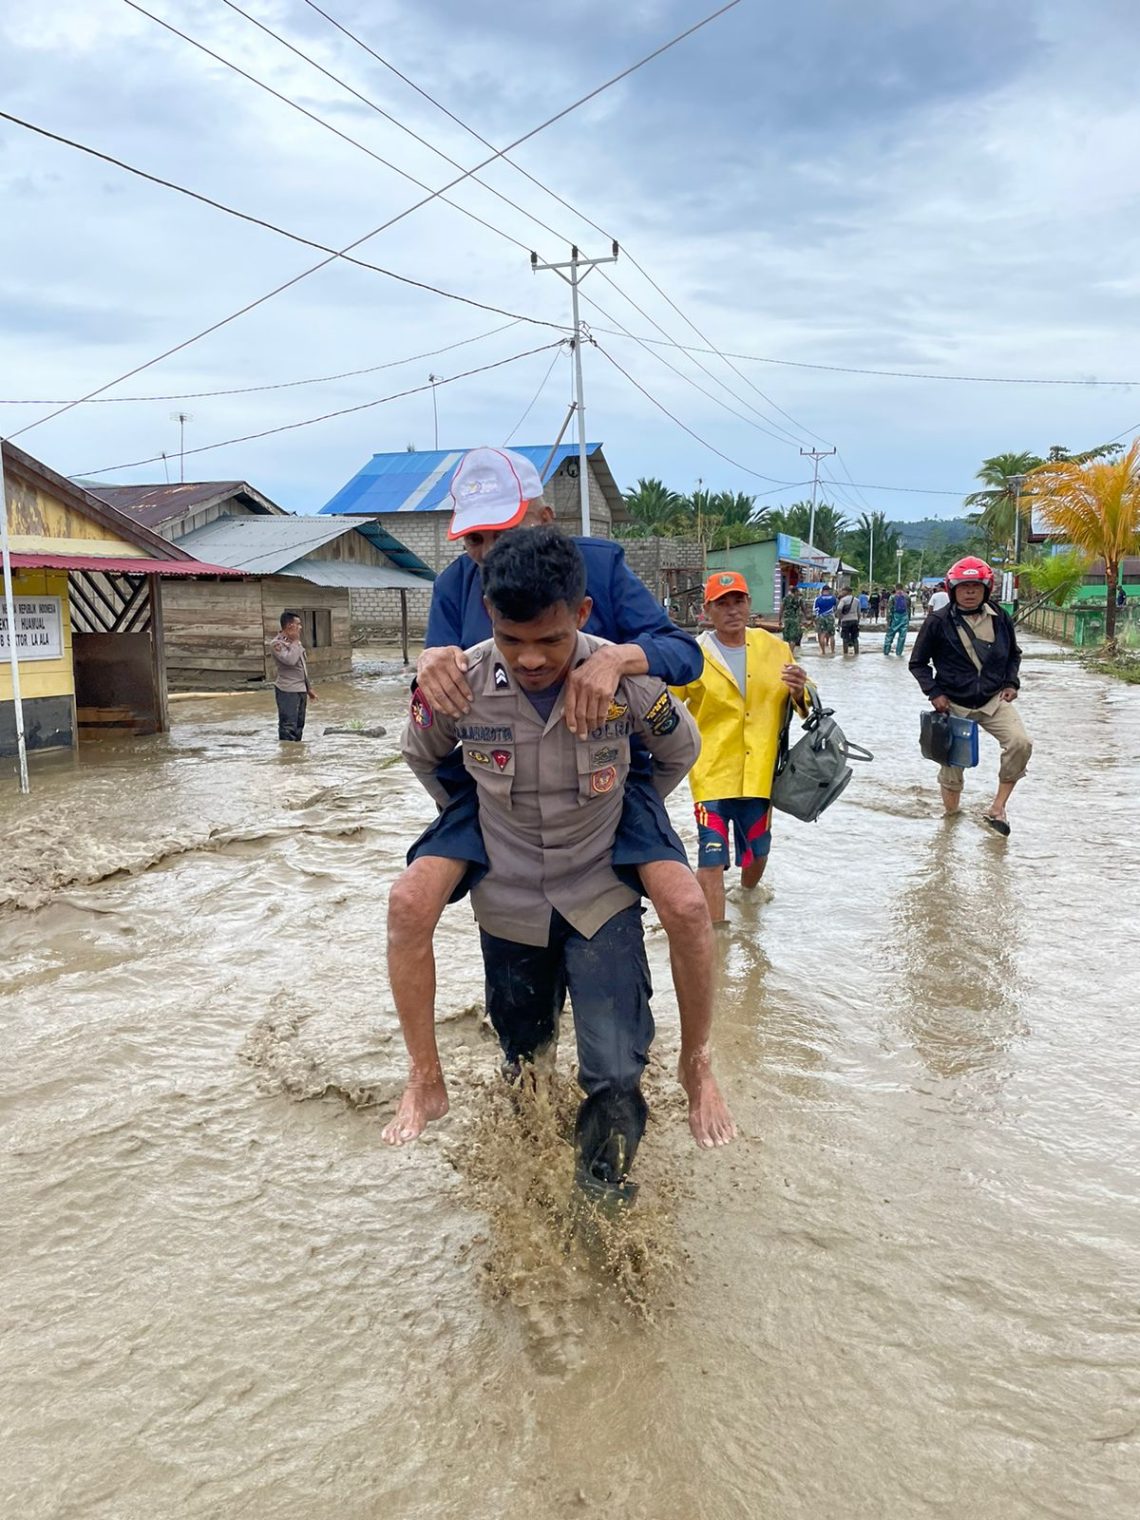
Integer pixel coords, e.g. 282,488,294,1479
0,595,64,661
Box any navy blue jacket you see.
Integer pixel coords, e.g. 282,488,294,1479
425,537,701,687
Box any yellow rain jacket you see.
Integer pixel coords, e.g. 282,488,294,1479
671,628,812,803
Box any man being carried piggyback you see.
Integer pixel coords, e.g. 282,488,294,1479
395,526,730,1202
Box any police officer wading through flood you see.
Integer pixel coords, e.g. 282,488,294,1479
386,446,734,1150
394,527,711,1201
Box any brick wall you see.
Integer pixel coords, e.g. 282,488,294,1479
615,537,705,601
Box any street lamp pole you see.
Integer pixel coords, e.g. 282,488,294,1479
428,374,441,451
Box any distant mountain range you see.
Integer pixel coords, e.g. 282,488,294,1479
892,516,973,549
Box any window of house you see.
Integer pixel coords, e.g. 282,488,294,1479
301,609,332,647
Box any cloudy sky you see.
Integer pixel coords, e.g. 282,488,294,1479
2,0,1138,523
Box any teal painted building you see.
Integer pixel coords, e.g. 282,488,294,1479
706,533,831,615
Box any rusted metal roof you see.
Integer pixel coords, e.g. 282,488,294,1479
89,481,286,530
10,553,245,577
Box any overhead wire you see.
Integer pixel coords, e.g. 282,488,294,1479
126,1,534,256
502,347,567,447
0,321,522,404
76,340,566,478
183,1,809,454
7,0,737,441
587,326,1139,388
293,0,823,447
593,342,809,491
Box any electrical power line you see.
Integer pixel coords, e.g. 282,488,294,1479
6,2,736,442
126,1,539,256
0,321,522,404
502,347,567,447
295,0,822,450
593,342,809,490
76,340,566,478
589,326,1139,388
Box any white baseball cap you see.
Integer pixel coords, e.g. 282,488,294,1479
447,447,545,541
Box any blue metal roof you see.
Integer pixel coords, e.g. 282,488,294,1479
317,444,604,517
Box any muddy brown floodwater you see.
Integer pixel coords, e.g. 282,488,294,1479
2,637,1138,1519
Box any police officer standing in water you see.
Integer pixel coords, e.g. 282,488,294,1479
396,527,708,1202
384,447,735,1152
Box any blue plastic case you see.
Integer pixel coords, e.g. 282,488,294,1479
948,715,979,768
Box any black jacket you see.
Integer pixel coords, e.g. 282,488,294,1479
908,602,1022,707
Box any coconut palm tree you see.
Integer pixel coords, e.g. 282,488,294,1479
1030,440,1140,647
768,500,848,554
841,511,898,580
964,451,1040,557
622,477,686,536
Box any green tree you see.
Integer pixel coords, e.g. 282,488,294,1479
964,451,1040,557
622,477,686,537
841,511,900,581
769,500,848,554
1030,440,1140,647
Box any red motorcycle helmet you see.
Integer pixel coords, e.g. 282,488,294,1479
946,556,994,593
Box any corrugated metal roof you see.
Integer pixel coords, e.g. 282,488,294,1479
90,481,286,529
173,514,434,581
278,559,431,591
10,552,245,577
317,444,605,517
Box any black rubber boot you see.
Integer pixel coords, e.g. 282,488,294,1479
573,1086,648,1207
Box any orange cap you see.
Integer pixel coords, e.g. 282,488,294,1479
704,570,750,603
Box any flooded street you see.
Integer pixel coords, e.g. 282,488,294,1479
2,634,1138,1519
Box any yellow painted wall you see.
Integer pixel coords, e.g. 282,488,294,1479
7,476,147,558
0,568,74,702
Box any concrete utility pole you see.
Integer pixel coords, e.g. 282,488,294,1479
1008,472,1027,612
800,446,836,555
0,441,30,793
532,244,618,536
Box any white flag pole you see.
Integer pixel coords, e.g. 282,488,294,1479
0,441,30,793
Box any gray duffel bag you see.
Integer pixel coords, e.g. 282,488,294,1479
771,693,873,823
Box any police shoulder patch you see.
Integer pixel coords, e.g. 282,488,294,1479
648,693,680,736
411,690,433,729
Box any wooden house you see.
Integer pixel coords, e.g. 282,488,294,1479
94,484,434,690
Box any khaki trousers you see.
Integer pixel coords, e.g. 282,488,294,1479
938,697,1032,792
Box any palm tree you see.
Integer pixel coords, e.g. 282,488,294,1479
964,451,1041,557
842,511,898,580
768,500,848,554
1030,440,1140,647
622,477,686,537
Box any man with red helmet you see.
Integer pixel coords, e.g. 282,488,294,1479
908,557,1032,835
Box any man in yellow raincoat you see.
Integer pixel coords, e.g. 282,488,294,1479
672,571,813,923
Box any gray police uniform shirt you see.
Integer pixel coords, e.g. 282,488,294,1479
269,635,309,693
401,632,700,947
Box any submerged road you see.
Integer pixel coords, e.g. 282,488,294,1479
1,634,1137,1519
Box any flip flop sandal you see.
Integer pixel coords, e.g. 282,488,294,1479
982,814,1011,836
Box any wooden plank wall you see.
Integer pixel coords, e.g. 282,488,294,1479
161,577,268,690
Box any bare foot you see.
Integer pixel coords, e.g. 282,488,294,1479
678,1052,738,1149
381,1078,449,1146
